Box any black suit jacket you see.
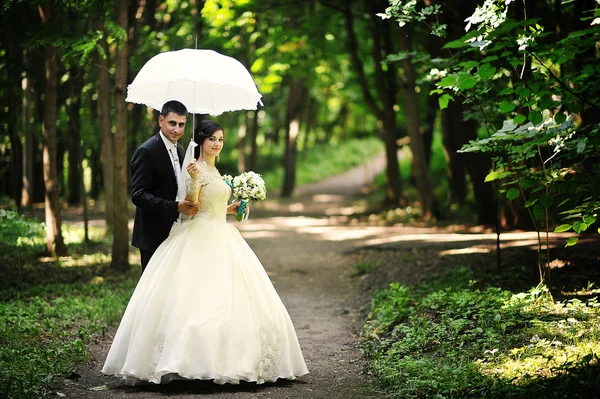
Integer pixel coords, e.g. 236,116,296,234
131,132,184,252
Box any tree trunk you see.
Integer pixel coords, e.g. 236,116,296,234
111,0,130,272
343,0,403,204
398,26,437,218
237,113,247,173
21,76,34,208
248,110,259,172
443,99,497,225
281,80,306,198
39,2,67,256
90,151,101,199
422,91,438,167
96,28,115,232
441,102,468,204
67,66,83,205
7,94,23,209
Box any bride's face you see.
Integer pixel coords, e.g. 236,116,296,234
202,130,224,158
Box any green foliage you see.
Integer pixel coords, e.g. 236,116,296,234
0,220,137,399
363,268,600,398
382,1,600,257
0,209,45,260
0,279,135,399
259,137,383,193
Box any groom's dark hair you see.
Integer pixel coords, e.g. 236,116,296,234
194,120,224,159
161,100,188,117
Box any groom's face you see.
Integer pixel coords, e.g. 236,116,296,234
159,112,187,144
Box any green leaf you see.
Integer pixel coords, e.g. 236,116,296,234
484,170,512,182
539,195,554,207
554,112,567,124
565,237,579,247
500,101,516,113
438,93,453,110
498,87,514,96
583,215,596,225
525,198,538,207
438,76,456,88
457,74,477,90
506,188,520,201
479,64,497,80
460,60,480,68
481,55,499,63
515,86,531,99
444,38,469,49
572,221,590,233
554,224,572,233
533,205,545,219
514,114,527,124
529,110,543,125
540,100,555,111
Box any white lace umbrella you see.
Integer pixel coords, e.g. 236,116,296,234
126,48,262,116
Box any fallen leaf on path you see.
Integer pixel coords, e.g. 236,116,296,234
88,385,110,391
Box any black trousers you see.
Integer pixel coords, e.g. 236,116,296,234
140,249,156,273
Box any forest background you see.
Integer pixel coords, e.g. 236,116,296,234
1,0,600,398
1,0,599,270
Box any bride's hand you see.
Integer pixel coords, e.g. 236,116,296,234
227,202,239,215
186,161,199,178
227,201,250,215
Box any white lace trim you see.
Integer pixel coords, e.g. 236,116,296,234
185,174,199,195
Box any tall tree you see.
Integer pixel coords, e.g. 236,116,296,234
281,79,307,197
398,24,437,218
39,0,68,256
111,0,130,271
342,0,404,205
96,23,115,232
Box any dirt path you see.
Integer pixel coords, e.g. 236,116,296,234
57,155,389,399
53,150,586,399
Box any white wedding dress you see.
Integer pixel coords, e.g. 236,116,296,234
102,165,308,385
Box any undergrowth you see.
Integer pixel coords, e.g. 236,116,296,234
362,267,600,398
0,211,137,399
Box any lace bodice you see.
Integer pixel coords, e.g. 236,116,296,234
194,168,231,221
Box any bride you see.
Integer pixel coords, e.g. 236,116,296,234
102,120,309,385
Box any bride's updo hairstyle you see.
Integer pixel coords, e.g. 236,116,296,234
194,120,224,159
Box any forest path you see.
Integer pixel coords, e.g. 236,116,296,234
56,153,390,399
55,151,576,399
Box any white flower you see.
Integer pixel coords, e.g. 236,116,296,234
232,171,267,202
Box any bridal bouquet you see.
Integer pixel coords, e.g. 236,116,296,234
231,171,267,221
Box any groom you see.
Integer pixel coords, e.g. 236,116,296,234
131,100,198,272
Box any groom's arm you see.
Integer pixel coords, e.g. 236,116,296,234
131,146,179,221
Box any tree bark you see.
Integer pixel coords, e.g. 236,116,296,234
21,76,34,208
96,27,115,232
281,79,306,198
343,0,403,204
442,99,497,225
441,102,468,204
39,2,68,256
89,151,101,199
248,110,259,172
398,26,437,218
67,66,84,204
111,0,130,272
237,114,247,173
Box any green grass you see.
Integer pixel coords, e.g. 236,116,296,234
219,137,383,194
362,266,600,398
0,211,138,399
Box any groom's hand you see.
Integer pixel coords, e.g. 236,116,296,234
178,200,199,216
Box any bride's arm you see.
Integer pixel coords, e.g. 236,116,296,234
184,162,201,204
